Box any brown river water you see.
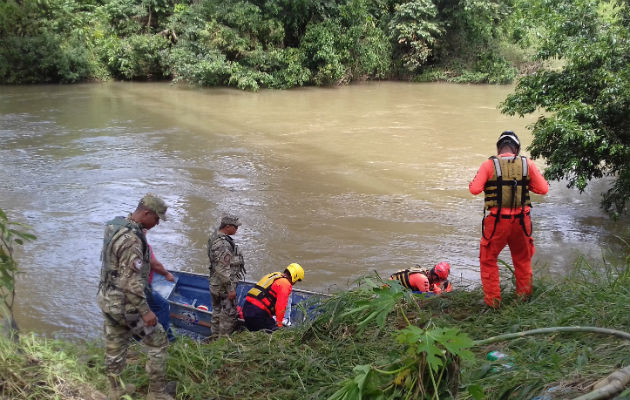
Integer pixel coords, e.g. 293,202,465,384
0,82,627,340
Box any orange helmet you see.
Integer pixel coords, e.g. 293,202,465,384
432,262,450,280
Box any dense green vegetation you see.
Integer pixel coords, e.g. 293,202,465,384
2,243,629,399
501,0,630,216
0,0,538,87
0,209,35,335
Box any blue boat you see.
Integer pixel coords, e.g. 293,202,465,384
151,270,329,338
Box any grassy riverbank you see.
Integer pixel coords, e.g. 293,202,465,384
1,253,629,400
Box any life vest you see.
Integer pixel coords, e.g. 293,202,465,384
208,231,246,279
99,216,150,291
246,272,286,314
483,156,531,210
390,269,429,292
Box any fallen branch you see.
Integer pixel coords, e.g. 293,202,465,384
571,365,630,400
473,326,630,346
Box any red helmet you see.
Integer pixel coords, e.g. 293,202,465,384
432,262,450,280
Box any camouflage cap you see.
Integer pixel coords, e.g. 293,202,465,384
140,193,168,221
221,214,241,227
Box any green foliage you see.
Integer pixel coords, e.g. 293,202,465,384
339,278,409,332
327,365,384,400
3,0,620,91
0,0,103,83
0,208,36,323
501,0,630,215
388,0,442,74
413,67,449,81
0,0,537,86
300,20,348,85
338,0,392,80
264,0,340,47
0,333,105,398
328,278,472,399
437,0,509,49
1,251,629,399
166,46,235,86
445,51,516,83
164,0,316,89
101,0,144,36
99,33,170,80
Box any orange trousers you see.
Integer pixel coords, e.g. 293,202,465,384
479,213,535,307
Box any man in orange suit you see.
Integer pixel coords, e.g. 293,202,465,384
469,131,549,308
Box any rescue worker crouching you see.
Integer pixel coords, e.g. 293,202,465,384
242,263,304,332
389,262,452,294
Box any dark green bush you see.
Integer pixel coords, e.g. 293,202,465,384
0,0,101,83
474,52,516,83
100,34,171,80
300,20,347,85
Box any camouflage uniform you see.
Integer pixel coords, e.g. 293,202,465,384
97,215,169,396
208,224,245,335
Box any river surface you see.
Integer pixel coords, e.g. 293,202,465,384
0,82,627,340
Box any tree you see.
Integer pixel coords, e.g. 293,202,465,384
388,0,442,74
501,0,630,216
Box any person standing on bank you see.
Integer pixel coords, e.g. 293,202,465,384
469,131,549,308
242,263,304,332
97,194,175,400
207,214,245,336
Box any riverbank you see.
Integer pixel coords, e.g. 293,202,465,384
1,252,629,399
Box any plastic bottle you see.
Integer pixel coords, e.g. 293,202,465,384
487,350,508,361
487,351,514,372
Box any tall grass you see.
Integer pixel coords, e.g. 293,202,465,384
1,250,629,399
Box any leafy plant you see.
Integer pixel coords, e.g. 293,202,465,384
329,279,473,399
100,33,170,80
0,208,36,331
388,0,443,74
300,20,347,85
0,0,102,83
501,0,630,216
339,278,409,332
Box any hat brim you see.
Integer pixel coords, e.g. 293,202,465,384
157,212,167,221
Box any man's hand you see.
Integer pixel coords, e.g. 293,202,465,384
228,290,237,300
142,311,158,327
165,272,175,282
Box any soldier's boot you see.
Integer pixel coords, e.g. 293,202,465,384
146,380,177,400
106,376,136,400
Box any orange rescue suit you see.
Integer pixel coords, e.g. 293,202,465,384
469,152,549,307
245,272,293,328
390,269,451,294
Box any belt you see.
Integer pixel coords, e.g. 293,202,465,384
489,211,530,219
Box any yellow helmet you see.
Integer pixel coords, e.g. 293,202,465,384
285,263,304,283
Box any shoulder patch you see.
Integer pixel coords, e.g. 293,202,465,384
133,259,143,271
223,253,232,264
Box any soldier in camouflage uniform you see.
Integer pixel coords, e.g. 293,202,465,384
97,194,174,400
207,214,245,335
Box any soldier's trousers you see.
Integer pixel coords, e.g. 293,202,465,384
209,284,237,335
102,312,168,383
